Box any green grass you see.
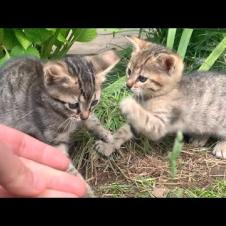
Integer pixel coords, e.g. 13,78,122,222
96,177,156,198
185,180,226,198
167,180,226,198
72,29,226,198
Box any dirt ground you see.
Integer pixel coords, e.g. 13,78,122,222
72,138,226,197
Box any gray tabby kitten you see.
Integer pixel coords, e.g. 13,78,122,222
0,51,119,155
95,36,226,160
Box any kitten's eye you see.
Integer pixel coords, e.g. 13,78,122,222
68,102,79,109
91,100,98,107
127,68,132,76
138,75,148,83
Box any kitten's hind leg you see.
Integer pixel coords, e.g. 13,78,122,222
188,135,209,147
213,141,226,159
95,124,134,157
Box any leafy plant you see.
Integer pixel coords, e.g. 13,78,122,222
0,28,97,65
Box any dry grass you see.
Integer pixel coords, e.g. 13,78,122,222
70,135,226,197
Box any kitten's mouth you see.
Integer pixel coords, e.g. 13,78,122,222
71,113,80,119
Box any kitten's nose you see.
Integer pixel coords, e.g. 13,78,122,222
80,111,90,120
126,80,133,89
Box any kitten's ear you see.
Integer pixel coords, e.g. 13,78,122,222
125,36,151,52
43,61,69,85
158,53,184,75
86,50,120,85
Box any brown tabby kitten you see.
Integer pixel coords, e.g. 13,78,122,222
95,36,226,160
0,51,120,196
0,51,119,155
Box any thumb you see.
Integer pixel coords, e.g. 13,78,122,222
0,144,45,197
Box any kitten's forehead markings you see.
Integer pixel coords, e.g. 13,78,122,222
65,56,96,103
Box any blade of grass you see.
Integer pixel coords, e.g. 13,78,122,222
198,35,226,71
168,131,184,178
166,28,177,49
177,29,194,60
103,76,126,95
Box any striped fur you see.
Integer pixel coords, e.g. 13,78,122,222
0,50,119,155
95,37,226,160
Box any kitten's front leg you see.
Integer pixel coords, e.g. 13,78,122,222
54,143,95,197
83,114,113,143
95,124,134,157
120,97,167,141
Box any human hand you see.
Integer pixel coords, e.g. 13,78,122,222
0,124,90,197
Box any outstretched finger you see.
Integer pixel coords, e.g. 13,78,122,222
0,125,70,171
0,144,45,196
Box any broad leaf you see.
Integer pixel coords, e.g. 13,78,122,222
3,29,20,49
14,30,32,50
0,29,4,43
23,28,56,45
11,46,40,58
72,29,97,42
0,49,10,66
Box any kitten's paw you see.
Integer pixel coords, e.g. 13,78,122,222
100,132,114,143
94,140,116,157
213,142,226,159
189,136,209,147
120,97,137,116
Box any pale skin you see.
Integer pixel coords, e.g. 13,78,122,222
0,124,90,197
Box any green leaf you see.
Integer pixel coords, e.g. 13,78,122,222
166,28,177,49
72,29,97,42
198,36,226,71
3,29,20,49
58,28,70,38
0,29,4,43
11,46,27,56
14,29,32,50
11,46,40,58
23,28,55,45
46,28,57,32
0,48,10,66
177,29,194,60
26,46,40,58
57,32,67,43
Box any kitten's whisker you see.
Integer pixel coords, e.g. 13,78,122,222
57,118,70,132
14,110,34,124
68,117,75,134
